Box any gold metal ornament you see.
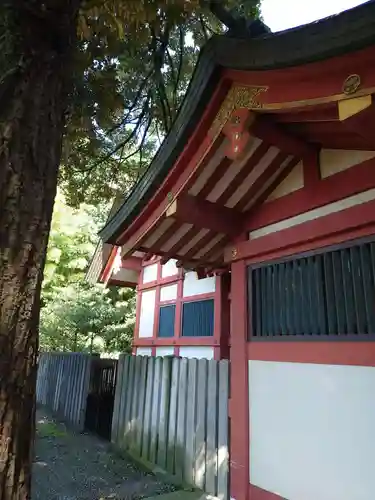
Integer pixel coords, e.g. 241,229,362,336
342,74,361,95
210,84,268,137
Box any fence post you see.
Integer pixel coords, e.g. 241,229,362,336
157,356,173,469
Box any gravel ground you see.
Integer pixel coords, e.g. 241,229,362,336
32,409,176,500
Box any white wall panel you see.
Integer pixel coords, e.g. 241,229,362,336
249,360,375,500
266,161,303,201
111,267,138,285
183,272,215,297
138,289,156,338
136,347,152,356
179,346,214,360
320,149,375,178
161,259,178,278
160,283,178,302
155,346,175,357
142,263,158,283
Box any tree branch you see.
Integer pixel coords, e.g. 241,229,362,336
199,15,209,42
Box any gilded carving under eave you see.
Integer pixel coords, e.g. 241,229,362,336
210,84,268,137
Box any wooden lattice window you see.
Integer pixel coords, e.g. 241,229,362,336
249,239,375,338
157,305,175,338
181,299,214,337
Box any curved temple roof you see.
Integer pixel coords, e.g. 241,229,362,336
99,0,375,246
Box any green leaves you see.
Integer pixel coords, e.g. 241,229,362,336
61,0,261,206
40,191,135,355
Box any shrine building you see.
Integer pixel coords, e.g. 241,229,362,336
87,3,375,499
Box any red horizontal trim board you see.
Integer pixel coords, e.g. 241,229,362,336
122,256,142,271
227,198,375,263
108,279,137,288
248,342,375,367
134,337,217,347
138,274,182,291
250,484,284,500
247,156,375,231
117,79,230,247
225,45,375,106
245,225,375,267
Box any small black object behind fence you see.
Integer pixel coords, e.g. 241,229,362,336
84,358,118,440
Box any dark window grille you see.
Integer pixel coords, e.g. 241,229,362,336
182,299,214,337
249,240,375,338
158,305,175,338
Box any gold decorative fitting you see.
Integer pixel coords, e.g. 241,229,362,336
231,248,238,258
342,74,361,95
210,84,268,137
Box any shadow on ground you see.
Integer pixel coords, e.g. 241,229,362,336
32,409,177,500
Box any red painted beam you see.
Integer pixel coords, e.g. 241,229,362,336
225,45,375,107
251,115,318,158
108,279,137,288
340,98,375,142
247,155,375,231
166,193,244,237
121,256,142,272
303,148,321,188
275,105,339,123
225,197,375,263
230,259,249,500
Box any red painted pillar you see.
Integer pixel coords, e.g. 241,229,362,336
229,259,249,500
214,273,231,360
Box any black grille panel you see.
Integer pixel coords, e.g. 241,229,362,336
249,240,375,338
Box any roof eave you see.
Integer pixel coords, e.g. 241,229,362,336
99,0,375,245
99,40,220,244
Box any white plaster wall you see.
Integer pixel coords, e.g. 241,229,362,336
142,263,158,283
136,347,152,356
138,289,156,338
320,149,375,179
155,346,175,357
160,283,178,302
266,161,304,201
183,272,215,297
179,346,214,360
111,267,138,285
249,360,375,500
161,259,178,278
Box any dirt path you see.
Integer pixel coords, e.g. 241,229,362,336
32,409,176,500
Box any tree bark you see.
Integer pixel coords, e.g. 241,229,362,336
0,2,80,498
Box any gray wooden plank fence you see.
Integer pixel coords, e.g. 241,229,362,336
36,352,92,431
111,355,229,499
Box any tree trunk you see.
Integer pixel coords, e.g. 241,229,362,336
0,2,80,498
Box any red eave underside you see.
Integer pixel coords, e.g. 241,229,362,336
113,45,375,268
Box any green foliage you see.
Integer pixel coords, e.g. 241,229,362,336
40,192,135,354
1,2,261,207
58,0,262,206
40,282,135,354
